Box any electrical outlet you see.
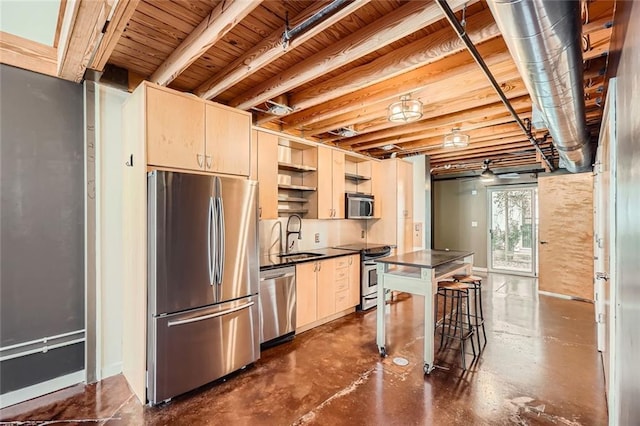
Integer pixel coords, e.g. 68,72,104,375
315,233,320,243
361,230,365,238
471,221,478,227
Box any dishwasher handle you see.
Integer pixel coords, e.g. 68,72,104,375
260,272,295,281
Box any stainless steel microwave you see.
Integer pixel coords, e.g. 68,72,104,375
345,193,374,219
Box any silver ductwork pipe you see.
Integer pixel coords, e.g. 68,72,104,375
487,0,592,172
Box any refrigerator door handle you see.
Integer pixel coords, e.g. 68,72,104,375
208,196,215,286
167,301,255,327
216,197,225,285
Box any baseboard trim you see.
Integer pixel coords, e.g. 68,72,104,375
0,370,85,409
101,362,122,380
538,290,594,303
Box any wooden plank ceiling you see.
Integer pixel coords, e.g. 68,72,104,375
102,0,615,176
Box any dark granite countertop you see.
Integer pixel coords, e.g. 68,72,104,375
375,249,473,269
260,248,358,271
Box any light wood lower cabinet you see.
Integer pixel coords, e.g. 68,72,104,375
295,255,360,331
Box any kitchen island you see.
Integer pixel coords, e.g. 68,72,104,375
375,249,474,374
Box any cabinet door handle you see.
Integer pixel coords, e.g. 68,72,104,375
197,154,204,168
205,155,212,169
318,261,322,271
349,257,353,265
258,207,262,218
313,262,318,272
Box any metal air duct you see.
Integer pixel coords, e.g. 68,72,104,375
486,0,592,172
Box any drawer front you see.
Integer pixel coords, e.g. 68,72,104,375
335,268,348,281
151,296,259,404
335,279,349,292
335,290,351,311
335,257,349,269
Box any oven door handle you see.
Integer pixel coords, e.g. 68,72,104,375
363,295,377,300
364,262,377,267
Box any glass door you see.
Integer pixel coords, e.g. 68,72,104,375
487,185,538,276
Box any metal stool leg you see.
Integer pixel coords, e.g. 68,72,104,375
465,289,476,357
457,295,466,370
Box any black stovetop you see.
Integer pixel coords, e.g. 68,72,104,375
333,243,391,254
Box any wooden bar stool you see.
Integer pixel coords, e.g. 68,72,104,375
435,281,476,370
453,274,487,350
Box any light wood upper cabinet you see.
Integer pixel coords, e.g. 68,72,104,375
316,147,345,219
371,161,383,219
141,82,251,176
254,130,278,220
146,85,205,171
296,261,318,329
368,158,414,254
205,103,251,176
398,159,413,219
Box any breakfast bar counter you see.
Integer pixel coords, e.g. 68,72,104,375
375,249,474,374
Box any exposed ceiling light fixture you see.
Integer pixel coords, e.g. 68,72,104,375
480,159,496,183
443,128,470,148
266,95,293,116
381,144,400,151
329,126,359,138
387,95,423,123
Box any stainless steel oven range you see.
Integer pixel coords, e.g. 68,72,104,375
333,243,391,310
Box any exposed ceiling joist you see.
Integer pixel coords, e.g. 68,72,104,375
350,86,531,144
57,0,111,82
286,8,501,114
194,0,370,100
150,0,263,86
229,0,475,110
338,101,530,147
277,38,514,131
90,0,141,71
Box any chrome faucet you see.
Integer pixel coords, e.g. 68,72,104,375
285,214,302,253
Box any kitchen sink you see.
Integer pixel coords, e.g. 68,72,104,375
278,252,323,262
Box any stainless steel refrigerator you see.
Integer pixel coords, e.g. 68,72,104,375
147,171,259,405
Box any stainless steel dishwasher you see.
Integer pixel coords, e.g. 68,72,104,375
259,266,296,347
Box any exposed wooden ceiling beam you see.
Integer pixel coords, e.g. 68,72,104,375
90,0,141,71
427,138,548,159
347,89,532,149
582,16,613,35
338,99,531,147
194,0,370,100
0,31,57,77
352,103,532,152
286,8,500,114
229,0,476,110
278,37,513,131
395,125,529,153
58,0,111,82
341,112,533,151
150,0,263,86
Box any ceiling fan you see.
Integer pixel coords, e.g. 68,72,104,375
479,159,520,182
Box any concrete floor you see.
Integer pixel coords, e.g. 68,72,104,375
0,273,607,425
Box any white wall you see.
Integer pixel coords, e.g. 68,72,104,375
95,83,129,379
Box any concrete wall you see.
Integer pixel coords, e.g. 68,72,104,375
0,64,84,399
